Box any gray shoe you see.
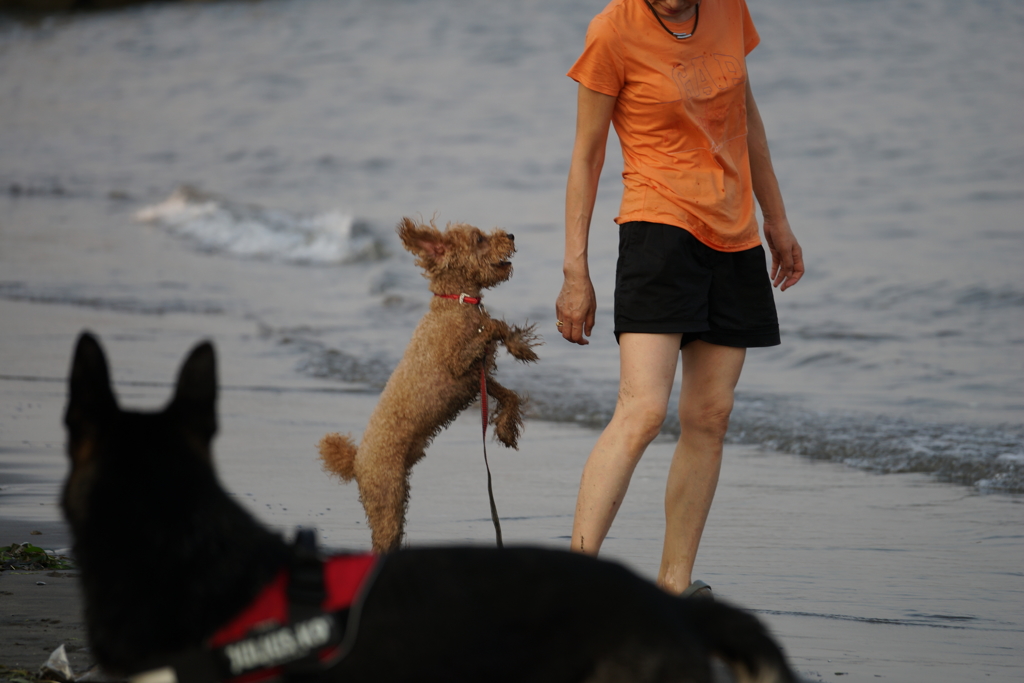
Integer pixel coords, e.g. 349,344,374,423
680,579,713,599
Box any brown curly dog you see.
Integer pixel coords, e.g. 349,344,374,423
318,217,540,552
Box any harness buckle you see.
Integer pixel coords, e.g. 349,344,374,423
285,528,330,677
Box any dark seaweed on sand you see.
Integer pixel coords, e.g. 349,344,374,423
0,543,75,572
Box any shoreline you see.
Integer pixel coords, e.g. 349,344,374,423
1,300,1022,681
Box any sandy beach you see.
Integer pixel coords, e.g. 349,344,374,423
2,298,1022,682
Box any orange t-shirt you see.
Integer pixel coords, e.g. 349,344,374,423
568,0,761,252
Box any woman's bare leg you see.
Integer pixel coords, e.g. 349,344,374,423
657,340,746,594
570,332,682,554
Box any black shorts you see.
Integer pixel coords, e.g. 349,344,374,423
614,221,780,348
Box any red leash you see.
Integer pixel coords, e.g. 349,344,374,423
435,292,503,548
480,359,503,549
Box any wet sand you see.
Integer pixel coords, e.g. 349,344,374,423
1,297,1022,682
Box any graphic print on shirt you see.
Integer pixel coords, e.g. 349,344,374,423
670,53,746,155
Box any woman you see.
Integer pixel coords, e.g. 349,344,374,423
555,0,804,597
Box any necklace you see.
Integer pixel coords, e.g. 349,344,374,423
644,1,700,40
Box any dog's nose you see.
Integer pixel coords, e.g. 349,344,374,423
508,234,515,241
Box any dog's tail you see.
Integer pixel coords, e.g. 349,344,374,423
688,599,798,683
318,433,358,481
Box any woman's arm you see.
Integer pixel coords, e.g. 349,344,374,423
746,79,804,291
556,83,617,345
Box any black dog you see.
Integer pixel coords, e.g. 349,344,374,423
62,332,796,683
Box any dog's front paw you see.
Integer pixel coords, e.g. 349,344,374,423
504,323,541,363
493,408,523,450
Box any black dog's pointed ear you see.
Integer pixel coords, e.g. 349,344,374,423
66,331,117,426
65,331,118,464
172,340,217,441
397,217,446,266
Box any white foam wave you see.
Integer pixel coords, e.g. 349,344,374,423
135,187,384,265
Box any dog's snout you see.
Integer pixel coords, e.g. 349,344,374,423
508,234,515,241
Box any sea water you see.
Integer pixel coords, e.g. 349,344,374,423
1,0,1022,493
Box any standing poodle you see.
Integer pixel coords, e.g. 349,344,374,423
319,217,540,552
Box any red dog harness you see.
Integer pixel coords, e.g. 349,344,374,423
130,532,379,683
210,554,378,682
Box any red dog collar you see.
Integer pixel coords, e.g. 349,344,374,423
434,292,481,305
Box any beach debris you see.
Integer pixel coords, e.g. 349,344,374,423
39,644,73,682
0,543,76,571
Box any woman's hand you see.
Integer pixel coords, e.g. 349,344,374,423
763,216,804,291
746,79,804,292
556,271,597,345
557,84,615,346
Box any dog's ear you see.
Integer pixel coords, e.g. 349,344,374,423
171,341,218,443
397,217,446,265
65,331,118,465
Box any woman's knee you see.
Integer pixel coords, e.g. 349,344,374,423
613,399,668,445
679,396,734,439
